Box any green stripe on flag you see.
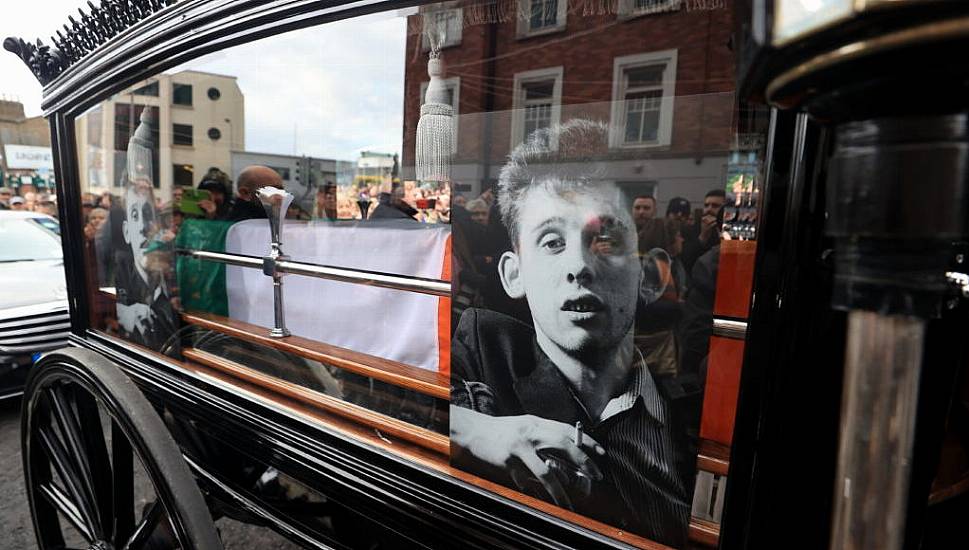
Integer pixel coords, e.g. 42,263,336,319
175,219,235,316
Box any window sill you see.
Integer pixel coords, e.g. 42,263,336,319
616,1,682,21
611,140,671,150
515,24,566,40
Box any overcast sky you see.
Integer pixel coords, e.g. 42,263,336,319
0,2,409,162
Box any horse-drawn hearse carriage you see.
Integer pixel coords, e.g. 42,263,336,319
5,0,969,548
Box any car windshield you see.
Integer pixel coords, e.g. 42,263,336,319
0,218,63,262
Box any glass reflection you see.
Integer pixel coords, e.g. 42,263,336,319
69,1,774,547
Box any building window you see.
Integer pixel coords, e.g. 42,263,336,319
421,8,463,50
172,83,193,107
517,0,566,38
208,127,222,141
207,87,221,101
617,0,681,19
132,81,159,96
173,123,194,146
511,67,563,148
610,50,677,148
173,164,194,188
419,77,461,152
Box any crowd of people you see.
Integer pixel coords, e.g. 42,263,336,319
323,179,452,223
451,179,728,391
630,190,726,391
0,186,59,217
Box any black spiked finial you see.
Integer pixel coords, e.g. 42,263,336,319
5,0,175,85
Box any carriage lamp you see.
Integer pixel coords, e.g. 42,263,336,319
258,186,294,338
738,3,969,550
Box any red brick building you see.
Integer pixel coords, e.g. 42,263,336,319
401,0,741,210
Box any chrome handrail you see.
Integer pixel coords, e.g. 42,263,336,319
178,249,451,298
712,318,748,339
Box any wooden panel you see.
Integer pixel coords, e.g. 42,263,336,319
696,439,730,477
699,336,745,446
174,352,676,550
688,518,720,547
182,311,450,400
183,347,450,455
713,240,757,319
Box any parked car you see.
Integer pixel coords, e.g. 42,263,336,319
0,211,69,399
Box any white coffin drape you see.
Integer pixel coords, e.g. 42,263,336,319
225,219,450,372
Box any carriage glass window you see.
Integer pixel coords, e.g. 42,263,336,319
73,1,768,547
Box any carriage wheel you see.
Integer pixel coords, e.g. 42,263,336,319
22,348,223,550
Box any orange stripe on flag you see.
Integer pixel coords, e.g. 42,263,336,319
437,235,452,377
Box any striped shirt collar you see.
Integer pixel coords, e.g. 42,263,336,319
597,349,666,426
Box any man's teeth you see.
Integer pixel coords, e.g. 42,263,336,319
566,302,600,312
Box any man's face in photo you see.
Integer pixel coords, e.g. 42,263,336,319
632,197,655,228
703,194,725,218
123,183,155,275
500,181,640,357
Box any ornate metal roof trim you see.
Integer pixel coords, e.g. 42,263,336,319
3,0,179,86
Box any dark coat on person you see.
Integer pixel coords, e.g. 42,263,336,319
225,197,268,222
451,308,692,548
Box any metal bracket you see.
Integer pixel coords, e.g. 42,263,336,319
258,187,294,338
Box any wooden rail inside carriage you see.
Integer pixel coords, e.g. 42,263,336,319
170,342,674,550
182,311,450,401
182,347,450,455
177,310,719,549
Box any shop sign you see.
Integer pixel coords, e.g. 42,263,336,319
4,145,54,170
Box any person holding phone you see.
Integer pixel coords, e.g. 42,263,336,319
681,189,726,272
197,175,230,220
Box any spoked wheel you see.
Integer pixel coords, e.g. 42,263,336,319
22,348,223,550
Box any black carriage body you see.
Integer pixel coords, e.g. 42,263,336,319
23,0,969,549
49,3,746,548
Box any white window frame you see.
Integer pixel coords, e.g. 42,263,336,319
420,77,461,152
421,8,463,50
617,0,681,20
517,0,567,38
609,50,677,149
511,66,564,149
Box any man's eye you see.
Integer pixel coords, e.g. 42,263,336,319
539,234,565,252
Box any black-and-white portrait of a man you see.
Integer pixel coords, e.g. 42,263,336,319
114,108,176,351
450,120,693,547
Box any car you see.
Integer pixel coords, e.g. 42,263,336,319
0,210,69,399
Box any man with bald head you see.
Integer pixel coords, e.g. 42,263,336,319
226,165,285,222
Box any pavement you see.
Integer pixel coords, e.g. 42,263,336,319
0,397,303,549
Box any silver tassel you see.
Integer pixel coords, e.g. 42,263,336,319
415,52,454,183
